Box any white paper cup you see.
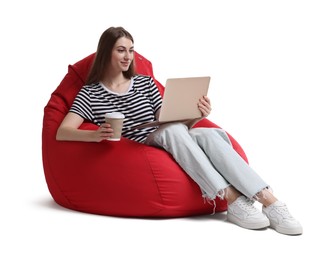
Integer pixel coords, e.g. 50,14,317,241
105,112,125,141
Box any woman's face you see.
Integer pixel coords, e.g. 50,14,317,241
110,36,134,73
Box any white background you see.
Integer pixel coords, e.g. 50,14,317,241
1,0,334,259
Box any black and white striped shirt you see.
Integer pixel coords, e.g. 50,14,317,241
70,75,162,143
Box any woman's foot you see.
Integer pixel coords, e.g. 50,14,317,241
227,196,270,230
262,201,303,235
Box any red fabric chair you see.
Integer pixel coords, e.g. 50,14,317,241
42,52,248,217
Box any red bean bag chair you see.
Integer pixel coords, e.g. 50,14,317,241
42,52,248,217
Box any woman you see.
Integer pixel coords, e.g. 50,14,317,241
56,26,303,235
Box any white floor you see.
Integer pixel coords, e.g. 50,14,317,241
3,185,332,259
1,1,334,259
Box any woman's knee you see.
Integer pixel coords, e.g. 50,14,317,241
189,127,218,139
189,127,231,145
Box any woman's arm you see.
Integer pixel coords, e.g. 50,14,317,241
56,112,114,142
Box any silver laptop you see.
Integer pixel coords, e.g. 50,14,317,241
134,76,210,129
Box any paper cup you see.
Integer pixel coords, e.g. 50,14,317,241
105,112,125,141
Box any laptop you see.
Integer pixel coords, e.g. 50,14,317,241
134,76,210,129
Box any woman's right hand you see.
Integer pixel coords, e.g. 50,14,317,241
95,123,114,142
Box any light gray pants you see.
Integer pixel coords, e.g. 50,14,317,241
145,123,268,200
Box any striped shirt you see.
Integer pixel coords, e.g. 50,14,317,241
69,75,162,143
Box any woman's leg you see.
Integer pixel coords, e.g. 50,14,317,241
189,127,302,235
189,127,269,199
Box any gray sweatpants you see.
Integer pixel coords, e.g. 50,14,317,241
144,123,268,200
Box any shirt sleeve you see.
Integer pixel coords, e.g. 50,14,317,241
69,86,94,122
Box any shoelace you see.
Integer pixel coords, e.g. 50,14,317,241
274,205,294,219
237,198,258,212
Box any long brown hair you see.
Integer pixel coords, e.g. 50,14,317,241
86,27,136,85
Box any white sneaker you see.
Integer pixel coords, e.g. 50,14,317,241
262,201,303,235
227,196,270,230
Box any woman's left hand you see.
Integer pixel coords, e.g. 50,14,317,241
198,96,212,117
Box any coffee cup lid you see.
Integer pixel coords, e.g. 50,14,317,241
105,112,125,119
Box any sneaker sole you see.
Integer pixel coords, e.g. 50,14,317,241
271,224,303,235
227,214,270,230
